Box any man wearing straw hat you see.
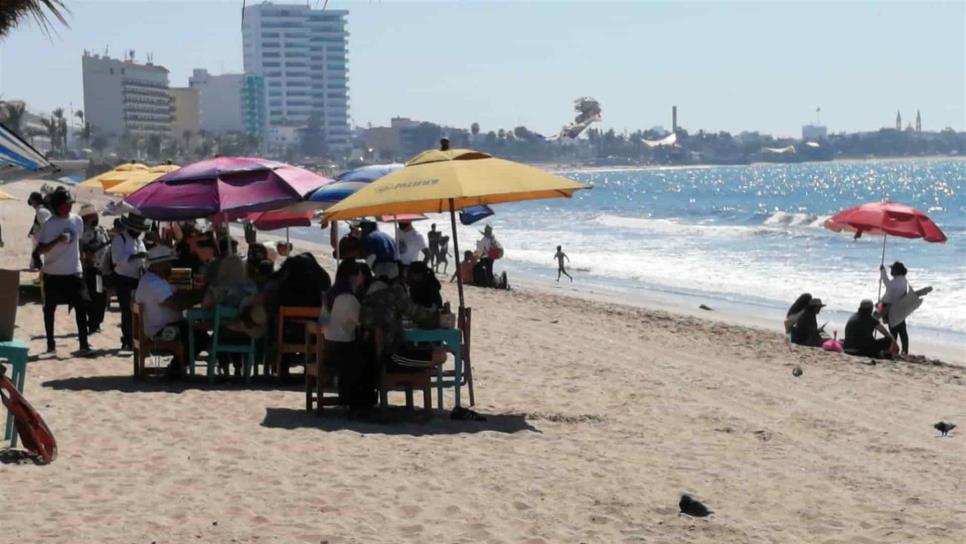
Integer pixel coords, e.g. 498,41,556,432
79,203,111,334
111,213,151,351
34,189,92,355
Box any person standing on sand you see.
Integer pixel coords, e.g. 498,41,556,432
554,245,573,283
79,204,111,334
27,191,51,270
427,223,441,269
34,190,92,355
879,261,912,355
111,213,151,352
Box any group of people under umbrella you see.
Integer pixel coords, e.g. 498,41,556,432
786,201,946,359
30,140,589,412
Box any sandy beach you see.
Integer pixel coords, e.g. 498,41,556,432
1,179,964,543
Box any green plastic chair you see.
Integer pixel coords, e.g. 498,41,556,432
209,305,258,384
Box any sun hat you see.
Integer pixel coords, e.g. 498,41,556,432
119,213,152,233
890,261,907,276
808,298,826,308
145,245,175,265
78,203,98,217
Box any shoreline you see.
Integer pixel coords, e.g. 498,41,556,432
280,227,966,367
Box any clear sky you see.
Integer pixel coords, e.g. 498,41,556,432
0,0,963,137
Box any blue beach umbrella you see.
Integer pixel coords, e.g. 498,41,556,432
301,163,404,209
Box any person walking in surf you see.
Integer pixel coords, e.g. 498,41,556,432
554,245,573,283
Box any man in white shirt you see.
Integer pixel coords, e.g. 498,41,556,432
111,213,150,351
34,189,91,354
27,192,51,270
396,221,429,266
135,246,205,375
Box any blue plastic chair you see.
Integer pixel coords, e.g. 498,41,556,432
209,305,258,384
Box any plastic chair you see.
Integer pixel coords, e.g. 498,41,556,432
210,305,258,384
132,303,184,379
272,306,320,378
304,322,341,415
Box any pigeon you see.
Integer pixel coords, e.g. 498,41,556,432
934,422,956,437
792,366,803,377
679,494,713,517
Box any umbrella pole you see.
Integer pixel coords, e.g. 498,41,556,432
877,234,887,301
449,198,465,311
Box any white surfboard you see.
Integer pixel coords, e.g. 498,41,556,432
888,286,932,327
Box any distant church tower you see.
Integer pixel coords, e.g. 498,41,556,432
916,110,922,133
896,110,902,130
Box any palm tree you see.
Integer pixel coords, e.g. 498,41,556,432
0,1,69,39
0,101,27,136
182,129,192,153
52,107,67,151
471,122,480,136
39,116,58,154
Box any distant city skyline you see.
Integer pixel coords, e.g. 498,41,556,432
0,1,963,137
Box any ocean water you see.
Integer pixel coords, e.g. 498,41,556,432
292,158,965,349
464,159,966,346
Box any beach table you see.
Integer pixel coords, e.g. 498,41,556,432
402,328,462,409
1,339,29,448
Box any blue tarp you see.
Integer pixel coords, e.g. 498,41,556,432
0,123,51,171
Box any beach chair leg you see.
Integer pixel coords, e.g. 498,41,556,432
208,350,218,384
465,358,475,407
405,387,414,410
305,373,313,412
436,365,444,410
379,388,388,408
316,370,324,416
423,387,432,419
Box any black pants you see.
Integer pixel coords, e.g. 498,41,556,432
43,274,90,350
114,275,139,346
83,268,107,331
889,321,909,354
325,340,375,408
848,337,893,358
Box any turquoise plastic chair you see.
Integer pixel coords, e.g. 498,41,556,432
209,305,258,384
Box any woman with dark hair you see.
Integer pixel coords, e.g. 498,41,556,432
879,261,911,354
320,260,371,408
784,293,812,335
790,298,826,347
406,261,442,309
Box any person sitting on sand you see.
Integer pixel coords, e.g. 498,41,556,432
843,299,898,358
451,250,476,285
134,246,207,375
407,261,443,309
784,293,812,334
320,259,371,409
790,298,826,348
878,262,912,355
554,245,573,283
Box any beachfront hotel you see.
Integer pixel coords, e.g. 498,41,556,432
242,2,351,151
81,51,174,138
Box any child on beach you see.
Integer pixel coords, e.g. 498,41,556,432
554,245,572,283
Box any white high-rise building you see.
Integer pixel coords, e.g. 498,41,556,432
242,2,350,151
82,51,173,138
189,69,245,133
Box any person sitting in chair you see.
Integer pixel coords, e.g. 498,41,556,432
134,246,206,376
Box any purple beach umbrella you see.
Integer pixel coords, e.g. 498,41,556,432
124,156,332,221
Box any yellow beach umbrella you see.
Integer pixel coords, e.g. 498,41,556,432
105,164,180,196
324,147,590,308
77,162,149,189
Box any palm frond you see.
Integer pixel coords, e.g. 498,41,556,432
0,0,70,39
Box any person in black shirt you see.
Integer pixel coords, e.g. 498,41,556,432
844,299,897,358
790,298,826,347
406,261,442,309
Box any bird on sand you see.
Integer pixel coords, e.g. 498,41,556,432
934,422,956,437
679,495,713,517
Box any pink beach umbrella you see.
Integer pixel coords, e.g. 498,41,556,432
124,157,332,221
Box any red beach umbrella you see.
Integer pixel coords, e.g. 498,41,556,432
823,201,947,243
824,200,947,298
